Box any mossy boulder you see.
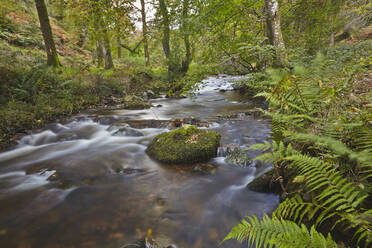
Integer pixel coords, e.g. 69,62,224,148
146,125,221,164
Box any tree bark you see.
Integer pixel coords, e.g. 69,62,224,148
34,0,61,67
265,0,287,67
96,39,104,67
330,33,335,46
159,0,174,78
95,19,104,67
117,36,121,59
181,0,191,74
140,0,150,66
102,30,114,69
159,0,170,59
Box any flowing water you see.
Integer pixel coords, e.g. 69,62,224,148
0,75,278,248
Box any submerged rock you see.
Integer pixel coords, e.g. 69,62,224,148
112,127,144,137
146,125,221,164
122,235,177,248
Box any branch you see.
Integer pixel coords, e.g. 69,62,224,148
120,39,144,55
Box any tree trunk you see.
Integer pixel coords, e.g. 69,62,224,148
95,19,104,67
96,39,104,67
181,0,191,74
34,0,61,67
140,0,150,66
265,0,287,67
330,33,335,46
159,0,170,59
159,0,173,78
117,36,121,59
103,30,114,69
77,28,88,48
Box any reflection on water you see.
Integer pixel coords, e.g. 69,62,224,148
0,75,278,248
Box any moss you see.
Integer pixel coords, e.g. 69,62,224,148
146,125,221,164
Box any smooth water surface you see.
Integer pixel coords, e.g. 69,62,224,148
0,75,278,248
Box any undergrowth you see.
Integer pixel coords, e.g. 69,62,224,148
223,41,372,247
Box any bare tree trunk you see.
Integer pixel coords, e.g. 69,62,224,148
117,36,121,59
265,0,287,67
140,0,150,66
159,0,173,78
330,33,335,46
34,0,61,67
103,30,114,69
96,39,104,67
95,19,104,67
159,0,170,59
181,0,191,74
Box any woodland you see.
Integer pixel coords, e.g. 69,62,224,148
0,0,371,247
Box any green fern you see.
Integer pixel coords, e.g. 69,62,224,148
221,215,337,248
233,50,372,248
285,132,372,170
287,154,366,213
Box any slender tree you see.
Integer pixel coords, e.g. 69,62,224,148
159,0,170,60
92,0,113,69
102,30,114,69
265,0,287,67
34,0,61,67
180,0,191,73
77,27,88,48
140,0,150,66
117,36,122,58
94,17,104,67
159,0,174,78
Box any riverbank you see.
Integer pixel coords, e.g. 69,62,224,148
230,40,372,247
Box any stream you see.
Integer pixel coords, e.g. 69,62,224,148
0,75,278,248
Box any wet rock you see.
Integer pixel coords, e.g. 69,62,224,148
245,108,264,117
217,144,239,157
121,168,146,175
145,236,177,248
247,169,281,194
47,172,75,189
193,163,218,175
112,127,144,137
122,235,177,248
224,147,252,167
123,120,170,129
146,125,221,164
171,118,211,128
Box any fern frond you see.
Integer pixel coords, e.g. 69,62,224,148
286,154,366,214
221,215,337,248
286,132,372,170
273,194,324,224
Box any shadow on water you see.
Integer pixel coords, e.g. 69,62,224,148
0,75,278,248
